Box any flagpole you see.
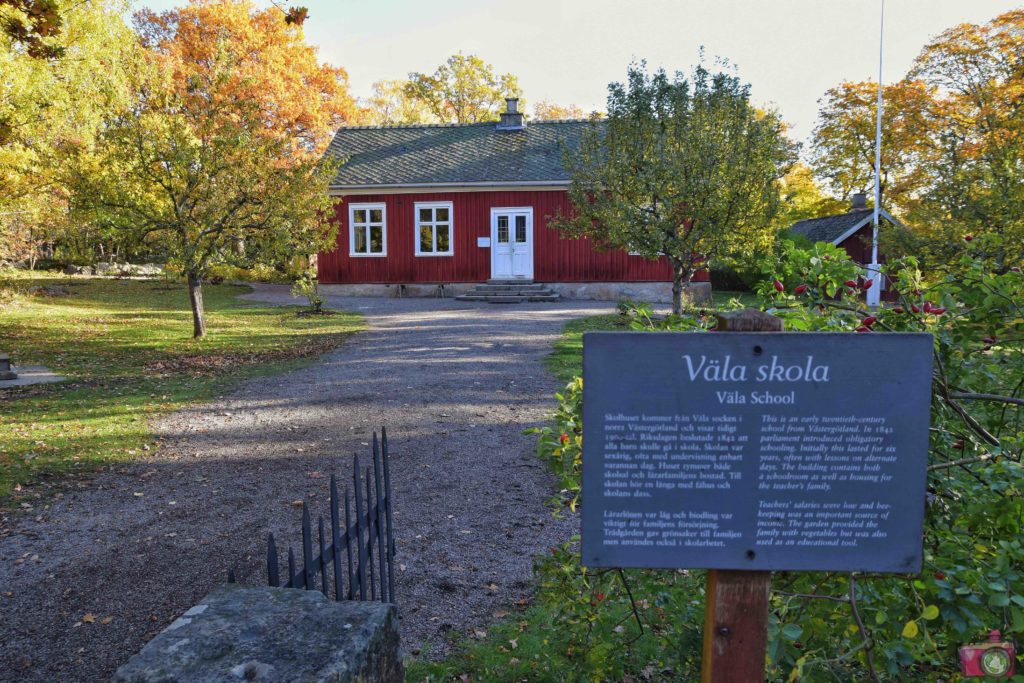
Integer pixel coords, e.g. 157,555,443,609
867,0,884,307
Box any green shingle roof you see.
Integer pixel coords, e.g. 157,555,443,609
789,209,875,244
323,120,593,188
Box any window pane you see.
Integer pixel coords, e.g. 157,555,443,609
436,225,450,252
419,208,432,223
420,225,433,253
370,226,384,253
436,207,449,222
354,227,367,253
353,209,367,224
497,225,509,243
370,209,383,223
498,216,508,228
516,225,527,243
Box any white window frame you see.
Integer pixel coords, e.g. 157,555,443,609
413,201,455,257
348,202,387,257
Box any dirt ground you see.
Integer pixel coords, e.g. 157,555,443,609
0,286,613,682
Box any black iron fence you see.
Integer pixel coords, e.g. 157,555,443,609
231,428,396,604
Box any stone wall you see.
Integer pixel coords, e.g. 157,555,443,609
113,585,402,683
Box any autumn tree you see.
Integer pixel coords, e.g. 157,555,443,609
70,0,355,337
404,53,522,123
556,63,796,314
907,9,1024,268
532,101,589,120
0,0,137,265
362,79,435,125
774,162,847,229
808,79,934,215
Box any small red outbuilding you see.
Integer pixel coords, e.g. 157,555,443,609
317,99,709,302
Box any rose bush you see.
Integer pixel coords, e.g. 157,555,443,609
526,236,1023,681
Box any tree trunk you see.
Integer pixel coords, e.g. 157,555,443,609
187,271,207,338
671,261,693,316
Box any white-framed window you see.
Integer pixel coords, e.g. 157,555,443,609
414,201,454,256
349,203,387,257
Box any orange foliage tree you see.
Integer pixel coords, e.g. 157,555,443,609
531,101,591,120
810,10,1024,268
73,0,358,338
907,9,1024,267
809,79,934,216
134,0,357,158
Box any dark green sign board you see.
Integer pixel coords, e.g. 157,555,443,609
582,332,933,573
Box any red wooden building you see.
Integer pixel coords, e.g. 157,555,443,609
788,194,900,299
318,99,708,302
788,194,898,267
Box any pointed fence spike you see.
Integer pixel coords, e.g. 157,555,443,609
267,533,280,587
345,487,355,600
288,547,296,589
353,458,367,601
382,426,396,603
331,474,344,601
365,466,376,601
373,439,388,603
318,516,329,596
302,503,314,590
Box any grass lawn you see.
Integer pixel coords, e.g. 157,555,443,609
0,273,363,504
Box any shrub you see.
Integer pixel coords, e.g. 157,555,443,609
527,236,1024,681
291,268,323,313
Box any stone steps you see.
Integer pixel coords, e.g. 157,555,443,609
455,282,560,304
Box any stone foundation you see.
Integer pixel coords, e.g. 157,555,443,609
319,281,712,304
113,585,402,683
546,281,711,305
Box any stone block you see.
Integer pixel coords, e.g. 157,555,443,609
0,354,15,381
113,585,402,683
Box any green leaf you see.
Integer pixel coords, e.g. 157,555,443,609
875,611,888,625
901,620,919,638
922,605,940,620
989,594,1011,607
782,623,803,641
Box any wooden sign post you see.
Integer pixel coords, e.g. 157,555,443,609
580,309,934,683
702,309,781,683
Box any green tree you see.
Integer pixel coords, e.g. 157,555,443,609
362,79,435,125
0,0,137,264
774,162,847,229
70,1,347,338
404,53,522,123
556,62,796,314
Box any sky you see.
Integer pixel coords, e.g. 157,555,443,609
133,0,1021,147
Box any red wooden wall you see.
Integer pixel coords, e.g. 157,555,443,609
318,190,709,285
838,224,874,265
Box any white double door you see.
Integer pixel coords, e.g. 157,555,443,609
490,207,534,280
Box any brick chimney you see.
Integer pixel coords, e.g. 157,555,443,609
851,192,868,210
496,97,525,131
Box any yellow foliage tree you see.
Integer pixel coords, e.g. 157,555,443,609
404,53,522,124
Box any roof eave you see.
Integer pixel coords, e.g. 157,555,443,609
328,180,570,196
830,209,903,246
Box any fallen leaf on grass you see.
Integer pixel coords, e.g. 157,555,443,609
82,613,95,624
508,638,518,650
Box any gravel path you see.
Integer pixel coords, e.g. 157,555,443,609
0,285,613,681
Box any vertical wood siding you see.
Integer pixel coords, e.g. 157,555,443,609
318,190,710,284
